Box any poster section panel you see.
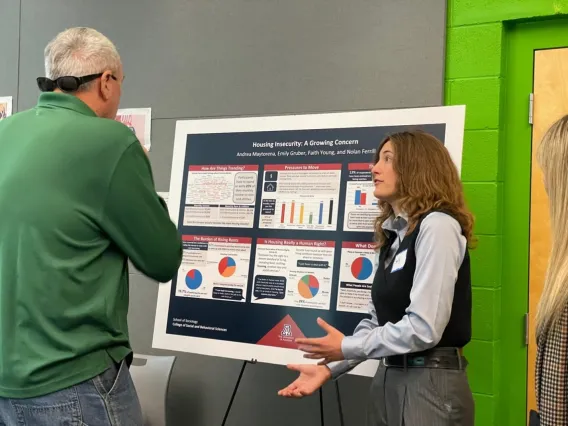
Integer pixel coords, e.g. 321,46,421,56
184,165,257,228
337,242,377,314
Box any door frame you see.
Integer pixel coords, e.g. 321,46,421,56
502,17,568,425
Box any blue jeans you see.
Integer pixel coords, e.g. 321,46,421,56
0,359,143,426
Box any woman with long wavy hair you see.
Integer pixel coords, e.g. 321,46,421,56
534,115,568,426
278,130,476,426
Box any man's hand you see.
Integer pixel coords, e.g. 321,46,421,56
277,364,332,398
295,317,345,365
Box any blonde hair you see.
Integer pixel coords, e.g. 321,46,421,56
373,130,476,250
536,115,568,337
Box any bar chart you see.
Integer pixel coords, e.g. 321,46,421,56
353,188,378,206
259,163,341,231
343,181,379,232
279,199,335,226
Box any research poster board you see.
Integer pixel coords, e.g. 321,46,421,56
0,97,13,120
153,106,466,377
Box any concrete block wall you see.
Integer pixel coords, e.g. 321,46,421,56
445,1,568,424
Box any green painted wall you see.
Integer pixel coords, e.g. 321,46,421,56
445,1,568,425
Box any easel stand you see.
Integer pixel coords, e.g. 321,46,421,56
221,360,345,426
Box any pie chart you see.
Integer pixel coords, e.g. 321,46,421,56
185,269,203,290
351,256,373,281
218,256,237,277
298,275,320,299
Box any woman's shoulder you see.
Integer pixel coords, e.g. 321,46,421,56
421,211,460,227
418,211,463,238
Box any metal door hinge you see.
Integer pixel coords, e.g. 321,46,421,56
524,313,529,345
529,93,534,125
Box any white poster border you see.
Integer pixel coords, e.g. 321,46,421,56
152,105,466,378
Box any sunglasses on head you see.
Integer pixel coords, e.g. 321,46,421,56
36,73,117,92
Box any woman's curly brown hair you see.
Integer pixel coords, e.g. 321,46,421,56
373,130,476,250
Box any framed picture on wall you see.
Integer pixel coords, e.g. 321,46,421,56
115,107,152,152
0,97,13,120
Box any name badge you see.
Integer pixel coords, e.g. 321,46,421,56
391,250,407,273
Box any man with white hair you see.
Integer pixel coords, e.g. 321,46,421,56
0,27,182,424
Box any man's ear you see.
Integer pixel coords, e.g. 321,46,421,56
99,70,114,101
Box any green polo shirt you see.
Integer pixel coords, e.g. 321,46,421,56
0,93,182,398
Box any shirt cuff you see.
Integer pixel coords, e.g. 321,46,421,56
327,359,362,380
327,360,350,380
342,335,366,360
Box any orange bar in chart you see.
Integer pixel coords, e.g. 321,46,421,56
290,201,295,223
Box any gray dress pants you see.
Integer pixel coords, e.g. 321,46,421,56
367,360,474,426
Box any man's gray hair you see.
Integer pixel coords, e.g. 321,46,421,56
44,27,121,91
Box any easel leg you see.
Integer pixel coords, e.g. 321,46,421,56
335,381,345,426
319,387,324,426
221,360,249,426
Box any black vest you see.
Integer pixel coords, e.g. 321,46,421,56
371,211,472,349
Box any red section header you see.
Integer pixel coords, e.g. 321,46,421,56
189,165,258,172
342,242,376,250
257,238,334,248
348,163,373,171
183,235,252,244
264,164,342,171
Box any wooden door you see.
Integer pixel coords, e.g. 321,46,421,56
527,47,568,416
